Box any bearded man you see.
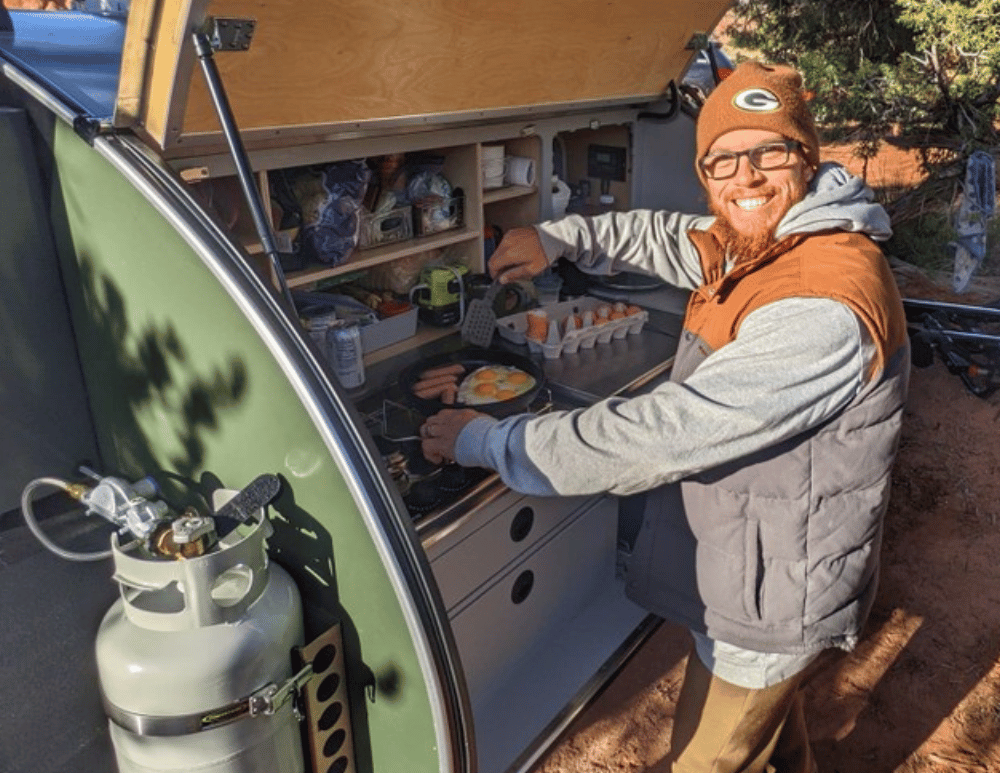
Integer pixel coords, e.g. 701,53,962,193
420,62,910,772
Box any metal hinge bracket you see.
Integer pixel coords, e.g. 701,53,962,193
686,32,711,51
203,17,256,52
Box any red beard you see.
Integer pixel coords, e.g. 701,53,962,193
709,198,778,261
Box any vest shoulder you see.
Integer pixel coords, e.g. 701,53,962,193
769,232,890,290
797,231,886,269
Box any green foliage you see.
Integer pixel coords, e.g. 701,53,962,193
727,0,1000,149
884,210,955,270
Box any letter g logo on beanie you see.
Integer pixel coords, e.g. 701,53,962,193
733,88,781,112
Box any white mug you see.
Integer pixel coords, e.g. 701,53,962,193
505,156,536,187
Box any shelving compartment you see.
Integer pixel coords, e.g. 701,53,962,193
275,144,483,289
481,135,541,234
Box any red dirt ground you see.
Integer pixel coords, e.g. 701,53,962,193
531,144,1000,773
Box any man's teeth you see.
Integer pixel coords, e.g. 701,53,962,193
735,197,769,210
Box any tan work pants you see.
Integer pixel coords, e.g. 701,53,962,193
668,649,816,773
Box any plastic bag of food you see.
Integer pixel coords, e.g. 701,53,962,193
292,160,371,266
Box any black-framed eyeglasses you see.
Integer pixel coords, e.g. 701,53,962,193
699,140,802,180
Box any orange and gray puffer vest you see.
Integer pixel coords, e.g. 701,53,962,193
623,224,910,655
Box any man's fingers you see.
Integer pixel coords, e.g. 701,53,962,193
420,439,451,465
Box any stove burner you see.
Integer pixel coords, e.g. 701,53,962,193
437,464,468,491
363,387,555,519
406,450,438,478
406,480,442,515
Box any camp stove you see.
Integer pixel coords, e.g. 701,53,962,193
904,297,1000,397
362,388,556,523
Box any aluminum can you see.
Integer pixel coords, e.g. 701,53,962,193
327,322,365,389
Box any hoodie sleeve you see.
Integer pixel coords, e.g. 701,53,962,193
533,210,712,290
454,297,874,497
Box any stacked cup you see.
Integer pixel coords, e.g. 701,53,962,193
482,144,506,189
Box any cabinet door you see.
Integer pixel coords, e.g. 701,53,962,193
429,492,592,611
448,496,618,703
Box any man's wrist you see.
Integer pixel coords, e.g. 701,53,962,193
454,415,499,467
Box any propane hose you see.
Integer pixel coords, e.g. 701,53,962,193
20,476,113,562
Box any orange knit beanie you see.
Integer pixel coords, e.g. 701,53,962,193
695,61,820,181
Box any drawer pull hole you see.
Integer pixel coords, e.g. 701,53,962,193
510,507,534,542
511,570,534,604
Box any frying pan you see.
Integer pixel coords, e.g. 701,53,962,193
398,348,546,418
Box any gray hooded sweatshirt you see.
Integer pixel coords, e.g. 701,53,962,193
454,163,908,682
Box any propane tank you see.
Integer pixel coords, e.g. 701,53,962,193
95,493,305,773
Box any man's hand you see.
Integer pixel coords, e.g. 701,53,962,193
489,227,550,284
420,409,486,464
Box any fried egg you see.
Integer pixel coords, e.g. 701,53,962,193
457,365,536,406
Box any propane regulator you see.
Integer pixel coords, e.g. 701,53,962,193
19,467,355,773
20,466,281,561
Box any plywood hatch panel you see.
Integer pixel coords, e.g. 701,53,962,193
117,0,732,155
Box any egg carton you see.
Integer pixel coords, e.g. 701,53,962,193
496,296,648,359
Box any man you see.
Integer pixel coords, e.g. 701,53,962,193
421,62,909,772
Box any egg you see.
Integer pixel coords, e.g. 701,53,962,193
457,365,536,406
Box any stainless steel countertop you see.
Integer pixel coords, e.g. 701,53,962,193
540,307,681,405
359,301,682,410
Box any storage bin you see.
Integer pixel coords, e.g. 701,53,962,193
412,193,463,236
358,205,413,249
359,306,418,353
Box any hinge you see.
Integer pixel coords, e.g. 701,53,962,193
685,32,710,51
204,17,256,52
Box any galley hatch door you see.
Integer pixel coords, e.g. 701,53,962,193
114,0,732,156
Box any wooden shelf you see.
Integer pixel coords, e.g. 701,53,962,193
285,227,481,289
482,184,537,205
364,324,457,366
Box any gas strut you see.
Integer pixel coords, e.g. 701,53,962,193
191,24,295,310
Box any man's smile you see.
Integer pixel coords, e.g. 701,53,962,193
733,196,771,211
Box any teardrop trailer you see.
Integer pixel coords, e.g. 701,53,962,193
0,2,732,772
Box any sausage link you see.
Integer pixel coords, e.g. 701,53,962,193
413,373,460,390
413,382,450,400
420,363,465,380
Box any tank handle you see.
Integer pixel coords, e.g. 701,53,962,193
111,503,270,631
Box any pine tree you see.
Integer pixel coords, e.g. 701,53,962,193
726,0,1000,150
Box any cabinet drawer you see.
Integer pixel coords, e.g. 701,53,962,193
449,496,617,703
429,492,591,611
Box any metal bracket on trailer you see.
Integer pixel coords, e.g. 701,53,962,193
903,297,1000,397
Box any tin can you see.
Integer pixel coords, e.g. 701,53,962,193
327,322,365,389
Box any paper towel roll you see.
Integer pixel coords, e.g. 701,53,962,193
505,156,536,187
